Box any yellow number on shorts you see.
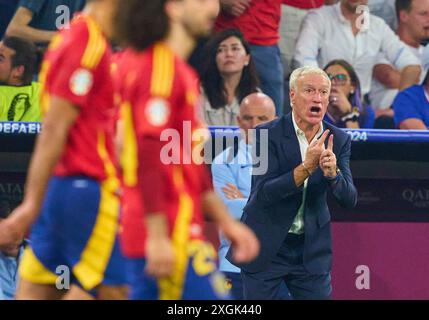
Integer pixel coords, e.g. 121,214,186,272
188,240,217,277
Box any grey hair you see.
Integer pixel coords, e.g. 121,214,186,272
289,66,331,91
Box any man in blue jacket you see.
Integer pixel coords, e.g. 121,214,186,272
227,66,358,300
211,92,277,299
0,201,25,300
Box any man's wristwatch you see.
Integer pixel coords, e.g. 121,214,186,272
302,162,312,176
341,107,360,123
326,167,341,180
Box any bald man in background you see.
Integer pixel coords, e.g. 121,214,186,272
211,93,289,299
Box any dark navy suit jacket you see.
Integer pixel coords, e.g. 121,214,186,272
226,113,357,274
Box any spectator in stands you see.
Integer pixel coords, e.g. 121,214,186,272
280,1,338,116
5,0,85,46
215,0,284,116
0,205,25,300
0,0,19,39
200,29,260,126
293,0,421,104
0,36,41,122
211,92,279,299
279,0,325,79
324,59,375,128
393,44,429,129
370,0,429,127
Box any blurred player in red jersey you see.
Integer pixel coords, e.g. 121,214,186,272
115,0,260,300
0,0,128,299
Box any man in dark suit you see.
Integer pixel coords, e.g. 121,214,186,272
227,66,358,300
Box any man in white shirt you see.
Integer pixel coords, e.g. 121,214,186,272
278,0,325,79
370,0,429,119
293,0,421,102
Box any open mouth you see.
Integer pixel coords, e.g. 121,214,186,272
310,106,321,115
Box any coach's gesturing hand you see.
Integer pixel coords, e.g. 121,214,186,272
303,129,330,173
319,134,337,178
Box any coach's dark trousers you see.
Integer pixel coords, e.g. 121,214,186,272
241,233,332,300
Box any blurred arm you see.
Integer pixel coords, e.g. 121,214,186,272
373,64,400,89
399,118,427,130
11,96,79,230
399,65,421,90
6,7,55,44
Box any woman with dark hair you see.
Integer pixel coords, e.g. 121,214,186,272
200,28,260,126
323,59,375,129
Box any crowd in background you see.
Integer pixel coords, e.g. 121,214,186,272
0,0,429,129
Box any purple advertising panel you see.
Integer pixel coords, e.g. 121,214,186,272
331,222,429,299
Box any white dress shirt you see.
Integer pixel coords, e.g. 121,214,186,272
293,2,420,95
289,112,324,235
370,44,424,110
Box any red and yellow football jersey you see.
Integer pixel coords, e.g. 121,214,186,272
39,14,117,182
116,43,212,258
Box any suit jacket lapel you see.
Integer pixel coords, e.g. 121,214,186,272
281,113,302,169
